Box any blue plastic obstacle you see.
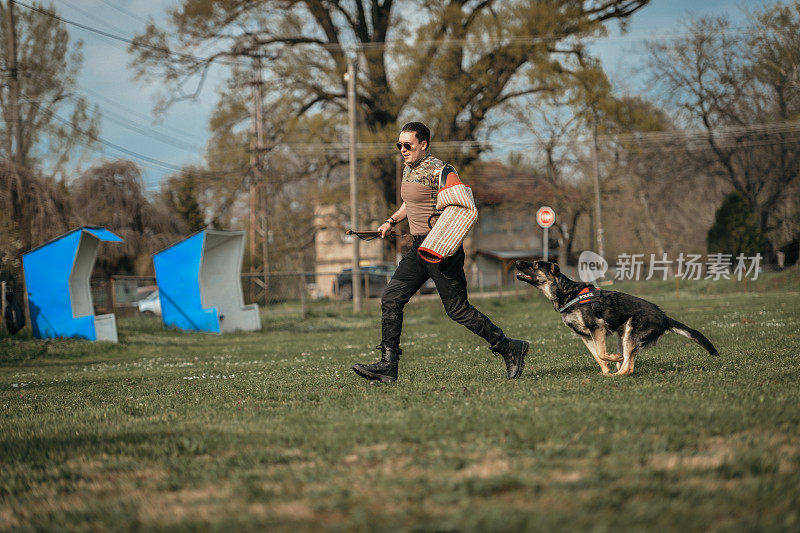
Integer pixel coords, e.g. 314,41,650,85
153,230,261,334
22,226,123,342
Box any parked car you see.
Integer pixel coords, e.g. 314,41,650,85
335,264,436,299
137,289,162,316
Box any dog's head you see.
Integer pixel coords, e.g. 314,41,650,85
515,260,560,290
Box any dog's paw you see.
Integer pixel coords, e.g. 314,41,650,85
600,353,623,363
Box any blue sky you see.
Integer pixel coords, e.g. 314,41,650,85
38,0,779,191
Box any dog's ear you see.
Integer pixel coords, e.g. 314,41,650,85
549,262,560,276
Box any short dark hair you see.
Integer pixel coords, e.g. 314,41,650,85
401,122,430,146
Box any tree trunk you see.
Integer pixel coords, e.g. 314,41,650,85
635,176,665,256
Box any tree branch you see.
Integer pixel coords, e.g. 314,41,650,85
586,0,650,22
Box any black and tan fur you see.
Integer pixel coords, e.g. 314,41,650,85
515,260,718,376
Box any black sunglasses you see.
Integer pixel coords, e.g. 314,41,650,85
396,142,414,151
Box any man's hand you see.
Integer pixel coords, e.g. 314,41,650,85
380,204,406,238
378,221,394,238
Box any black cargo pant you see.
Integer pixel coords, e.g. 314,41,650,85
381,237,506,350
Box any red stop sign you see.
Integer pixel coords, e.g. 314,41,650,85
536,206,555,228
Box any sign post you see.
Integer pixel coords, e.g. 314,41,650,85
536,206,555,261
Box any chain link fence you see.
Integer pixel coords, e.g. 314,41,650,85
2,267,529,335
242,269,397,306
7,263,786,336
85,271,396,317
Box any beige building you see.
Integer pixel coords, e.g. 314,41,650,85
314,204,387,298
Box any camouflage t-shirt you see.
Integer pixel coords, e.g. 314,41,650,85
401,153,452,235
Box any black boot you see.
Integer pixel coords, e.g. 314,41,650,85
352,345,401,383
491,337,530,379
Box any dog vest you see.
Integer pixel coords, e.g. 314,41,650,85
558,287,602,317
418,171,478,263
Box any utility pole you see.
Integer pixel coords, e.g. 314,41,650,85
5,0,23,166
249,52,269,304
591,111,605,260
395,155,403,262
255,56,269,304
346,58,361,312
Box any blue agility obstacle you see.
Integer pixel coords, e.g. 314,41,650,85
153,230,261,334
22,226,123,342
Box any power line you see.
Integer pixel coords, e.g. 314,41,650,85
47,110,184,171
96,0,150,26
20,93,255,179
64,94,203,151
19,91,203,172
67,89,262,162
15,0,773,61
13,0,244,67
29,89,798,175
243,25,773,53
280,119,800,156
60,0,131,36
75,84,199,141
70,138,248,188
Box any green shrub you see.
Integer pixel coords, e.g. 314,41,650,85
707,192,767,256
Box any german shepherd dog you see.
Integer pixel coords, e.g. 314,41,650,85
515,260,718,375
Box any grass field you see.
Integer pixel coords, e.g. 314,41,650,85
1,270,799,531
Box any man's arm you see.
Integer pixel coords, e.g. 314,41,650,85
378,202,407,237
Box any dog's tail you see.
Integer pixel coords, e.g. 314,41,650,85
667,318,719,356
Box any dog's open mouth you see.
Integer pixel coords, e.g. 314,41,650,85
516,272,533,283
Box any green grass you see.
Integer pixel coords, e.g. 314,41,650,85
1,272,799,531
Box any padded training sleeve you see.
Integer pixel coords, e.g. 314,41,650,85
418,183,478,263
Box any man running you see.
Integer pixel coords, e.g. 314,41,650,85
352,122,530,383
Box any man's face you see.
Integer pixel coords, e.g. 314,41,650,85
397,131,427,165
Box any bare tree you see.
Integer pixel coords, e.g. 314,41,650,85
504,92,591,264
130,0,649,213
71,160,187,276
646,3,800,257
0,161,73,274
0,1,99,178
